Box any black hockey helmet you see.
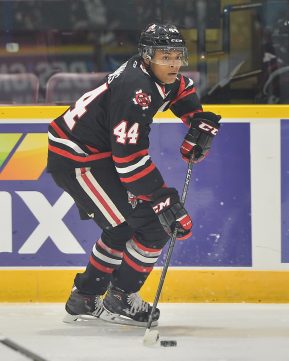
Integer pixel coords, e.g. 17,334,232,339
138,23,188,66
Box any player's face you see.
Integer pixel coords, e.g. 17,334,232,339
150,50,183,84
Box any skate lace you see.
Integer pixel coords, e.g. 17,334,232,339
126,293,149,316
92,296,103,317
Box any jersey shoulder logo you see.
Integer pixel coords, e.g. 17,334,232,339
133,89,151,110
107,61,128,84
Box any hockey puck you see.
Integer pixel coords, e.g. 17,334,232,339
160,340,177,347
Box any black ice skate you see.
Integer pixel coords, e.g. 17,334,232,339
63,286,104,323
101,285,160,327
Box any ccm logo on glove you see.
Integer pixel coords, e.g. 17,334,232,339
153,197,170,213
199,121,219,135
151,188,192,240
180,111,221,163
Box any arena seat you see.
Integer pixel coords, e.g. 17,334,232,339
45,71,200,105
0,73,39,104
45,72,108,104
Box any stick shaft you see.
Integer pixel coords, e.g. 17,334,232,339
146,159,194,330
0,337,48,361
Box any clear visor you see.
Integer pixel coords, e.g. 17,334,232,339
144,46,188,66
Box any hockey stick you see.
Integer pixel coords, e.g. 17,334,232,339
143,157,194,345
0,335,49,361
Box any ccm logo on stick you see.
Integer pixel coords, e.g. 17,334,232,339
153,197,171,213
199,122,218,135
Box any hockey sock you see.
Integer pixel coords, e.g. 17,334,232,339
111,236,162,293
75,237,124,295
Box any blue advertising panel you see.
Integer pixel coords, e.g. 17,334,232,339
0,121,251,267
152,123,251,266
281,120,289,263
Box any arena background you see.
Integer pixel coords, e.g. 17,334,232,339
1,104,289,303
1,0,289,304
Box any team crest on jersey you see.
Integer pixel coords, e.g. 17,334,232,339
133,89,151,110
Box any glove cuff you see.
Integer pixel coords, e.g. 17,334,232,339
190,111,221,127
151,187,179,203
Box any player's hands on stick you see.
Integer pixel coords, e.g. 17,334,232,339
152,187,192,240
180,111,221,163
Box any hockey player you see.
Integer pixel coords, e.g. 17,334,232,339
47,23,221,326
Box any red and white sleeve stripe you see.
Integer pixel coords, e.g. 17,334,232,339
170,75,203,126
112,149,164,195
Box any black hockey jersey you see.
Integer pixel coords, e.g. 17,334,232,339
47,55,202,197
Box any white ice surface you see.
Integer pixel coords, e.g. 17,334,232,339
1,303,289,361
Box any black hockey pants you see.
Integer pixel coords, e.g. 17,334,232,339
50,164,169,294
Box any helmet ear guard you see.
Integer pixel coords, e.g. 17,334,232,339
139,46,154,61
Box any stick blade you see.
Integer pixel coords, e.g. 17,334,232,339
143,329,159,346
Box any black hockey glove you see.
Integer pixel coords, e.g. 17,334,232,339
151,187,192,240
180,112,221,163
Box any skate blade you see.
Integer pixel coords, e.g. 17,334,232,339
63,313,102,324
100,308,158,328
